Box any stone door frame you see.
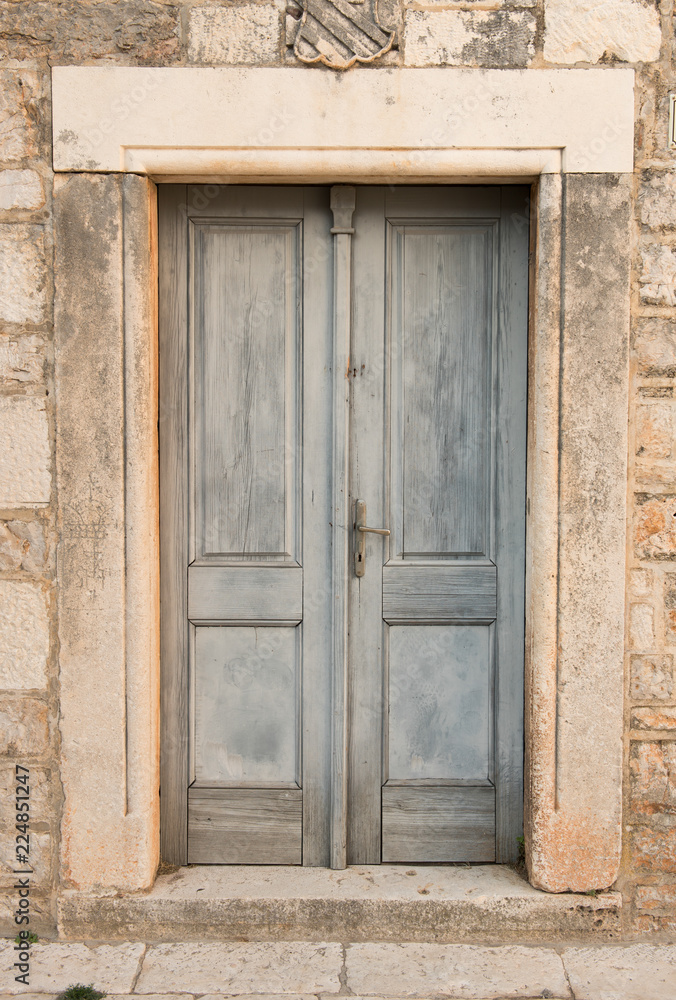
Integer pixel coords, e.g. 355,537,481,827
53,67,633,894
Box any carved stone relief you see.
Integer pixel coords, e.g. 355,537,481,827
286,0,394,69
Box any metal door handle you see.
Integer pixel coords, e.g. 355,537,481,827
354,499,389,577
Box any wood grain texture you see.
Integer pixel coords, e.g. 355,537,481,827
493,185,529,861
390,223,492,558
382,564,497,623
188,787,302,864
192,221,300,561
193,626,299,784
387,625,491,782
381,784,496,863
188,566,302,622
159,185,189,864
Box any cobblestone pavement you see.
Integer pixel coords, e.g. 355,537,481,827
0,940,675,999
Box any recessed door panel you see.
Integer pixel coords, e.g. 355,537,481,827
387,624,490,781
390,224,492,558
193,625,299,784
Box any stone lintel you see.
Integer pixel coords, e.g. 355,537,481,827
51,67,634,176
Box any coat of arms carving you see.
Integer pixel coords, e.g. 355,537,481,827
288,0,394,70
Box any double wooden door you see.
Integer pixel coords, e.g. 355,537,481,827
159,185,528,867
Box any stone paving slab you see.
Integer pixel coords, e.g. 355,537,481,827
135,943,342,994
562,943,676,1000
346,943,570,998
0,942,145,994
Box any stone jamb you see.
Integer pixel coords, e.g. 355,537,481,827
52,67,632,896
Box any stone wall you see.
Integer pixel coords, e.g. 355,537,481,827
0,0,674,937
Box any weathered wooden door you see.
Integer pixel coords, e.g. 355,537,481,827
159,185,528,867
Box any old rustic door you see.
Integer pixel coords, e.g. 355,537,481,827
159,184,528,867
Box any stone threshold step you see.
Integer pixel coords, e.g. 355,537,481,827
58,865,622,943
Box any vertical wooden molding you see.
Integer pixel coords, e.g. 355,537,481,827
330,185,355,870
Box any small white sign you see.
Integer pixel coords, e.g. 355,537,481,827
671,94,676,150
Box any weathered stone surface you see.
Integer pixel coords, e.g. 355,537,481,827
629,567,653,597
0,828,51,888
0,941,145,993
0,582,48,690
634,317,676,376
404,11,535,66
0,2,179,63
0,71,41,162
55,173,160,891
0,519,47,574
0,763,51,821
0,698,49,756
636,884,676,916
0,397,50,506
58,864,623,943
640,244,676,307
0,169,44,211
634,493,676,560
189,5,281,64
137,942,341,994
632,825,676,872
0,224,46,324
544,0,661,65
632,706,676,730
0,891,55,939
346,942,569,998
636,404,674,460
665,573,676,645
630,742,676,817
640,172,676,229
630,654,675,700
629,602,655,649
563,944,676,1000
0,334,45,384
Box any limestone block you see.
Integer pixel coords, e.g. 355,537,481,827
0,828,51,888
0,2,179,63
632,826,676,872
189,5,281,64
634,317,676,376
630,742,676,817
0,397,50,506
629,603,655,649
563,944,676,1000
55,173,160,891
137,942,342,994
0,941,145,993
0,225,46,325
0,891,55,939
0,582,48,690
0,170,44,211
640,172,676,229
630,654,674,700
665,573,676,644
629,568,653,597
544,0,661,65
0,698,49,756
636,884,676,917
0,71,41,162
404,10,535,66
634,493,676,560
636,403,674,460
632,706,676,730
640,244,676,307
0,334,45,384
0,520,48,574
346,942,569,998
0,763,51,821
528,174,631,894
